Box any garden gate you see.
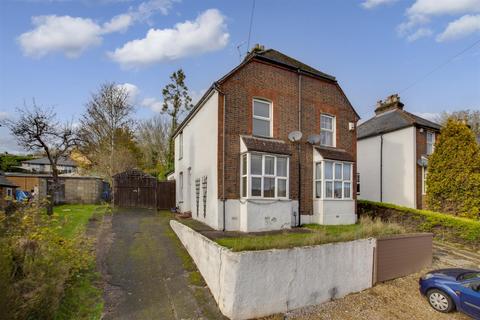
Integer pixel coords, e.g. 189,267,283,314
113,169,175,209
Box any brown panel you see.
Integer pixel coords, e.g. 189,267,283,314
376,233,433,283
156,181,176,209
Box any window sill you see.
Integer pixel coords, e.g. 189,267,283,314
314,198,354,201
241,197,291,202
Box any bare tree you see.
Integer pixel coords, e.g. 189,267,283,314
436,109,480,136
2,102,77,214
78,83,137,185
162,69,193,170
136,115,171,178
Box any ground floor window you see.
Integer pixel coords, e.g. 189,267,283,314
240,153,289,199
315,160,352,199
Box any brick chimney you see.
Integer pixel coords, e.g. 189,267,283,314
375,94,404,115
252,43,265,53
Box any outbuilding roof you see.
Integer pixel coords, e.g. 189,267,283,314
22,157,77,166
0,172,18,187
357,109,441,140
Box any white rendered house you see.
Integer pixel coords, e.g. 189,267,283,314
357,94,441,209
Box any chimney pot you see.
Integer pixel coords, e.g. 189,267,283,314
375,93,404,115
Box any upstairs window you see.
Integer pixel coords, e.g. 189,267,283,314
179,132,184,159
426,131,435,155
241,153,288,199
320,114,335,147
315,160,352,199
253,99,272,137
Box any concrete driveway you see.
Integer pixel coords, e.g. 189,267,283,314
100,208,225,320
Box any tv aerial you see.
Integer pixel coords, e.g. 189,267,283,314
307,134,321,145
288,131,302,142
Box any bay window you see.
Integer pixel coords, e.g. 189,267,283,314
314,160,352,199
240,153,289,199
253,99,272,137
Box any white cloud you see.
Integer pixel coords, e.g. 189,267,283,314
142,97,163,112
102,14,133,33
437,14,480,41
407,27,433,41
413,112,441,123
361,0,397,9
109,9,229,68
18,0,176,58
0,111,9,121
398,0,480,41
18,15,103,58
116,83,139,104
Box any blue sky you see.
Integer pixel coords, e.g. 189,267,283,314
1,0,479,152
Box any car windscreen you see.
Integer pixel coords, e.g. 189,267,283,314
457,272,480,281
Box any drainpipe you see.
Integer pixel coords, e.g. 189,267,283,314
297,71,302,227
380,134,383,203
221,88,227,231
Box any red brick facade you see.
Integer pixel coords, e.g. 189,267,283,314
415,127,440,209
217,59,359,215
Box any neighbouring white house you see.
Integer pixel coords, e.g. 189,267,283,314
173,45,360,232
357,94,441,209
20,157,78,174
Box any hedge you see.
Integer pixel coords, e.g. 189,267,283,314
358,200,480,249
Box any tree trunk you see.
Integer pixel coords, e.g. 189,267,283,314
46,165,59,215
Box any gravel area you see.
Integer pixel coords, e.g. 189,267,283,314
271,241,480,320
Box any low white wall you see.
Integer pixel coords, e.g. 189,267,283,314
171,220,375,320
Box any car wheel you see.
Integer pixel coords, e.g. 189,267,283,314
427,289,455,313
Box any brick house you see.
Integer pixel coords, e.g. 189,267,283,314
357,94,441,209
173,46,360,232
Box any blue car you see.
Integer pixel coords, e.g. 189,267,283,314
419,268,480,319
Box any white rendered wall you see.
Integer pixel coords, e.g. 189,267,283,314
357,127,416,208
357,136,381,202
171,220,375,320
239,199,297,232
174,91,220,228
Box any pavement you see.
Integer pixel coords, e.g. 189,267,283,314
99,208,225,320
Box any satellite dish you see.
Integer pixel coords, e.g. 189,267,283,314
288,131,303,142
307,134,321,145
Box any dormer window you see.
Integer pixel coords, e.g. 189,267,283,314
426,131,435,155
320,114,335,147
253,99,272,137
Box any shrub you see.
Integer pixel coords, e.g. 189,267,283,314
426,119,480,219
358,200,480,248
0,203,93,319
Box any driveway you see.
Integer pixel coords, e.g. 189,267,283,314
99,208,225,320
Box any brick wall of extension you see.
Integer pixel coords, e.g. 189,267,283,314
217,60,359,215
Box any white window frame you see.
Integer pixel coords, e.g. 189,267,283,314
240,152,289,199
179,132,184,160
252,99,273,138
178,171,184,202
426,131,435,155
320,114,336,147
422,166,427,195
314,160,352,200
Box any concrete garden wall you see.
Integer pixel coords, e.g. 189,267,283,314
170,220,376,320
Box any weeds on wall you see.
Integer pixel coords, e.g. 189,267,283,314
0,202,95,319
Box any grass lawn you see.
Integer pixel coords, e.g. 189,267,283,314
215,217,405,252
52,204,108,320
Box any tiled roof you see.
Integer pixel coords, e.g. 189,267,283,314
358,109,441,140
241,136,292,155
23,156,77,166
254,49,336,81
314,147,354,162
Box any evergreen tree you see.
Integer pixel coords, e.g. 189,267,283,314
161,69,193,171
427,119,480,219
